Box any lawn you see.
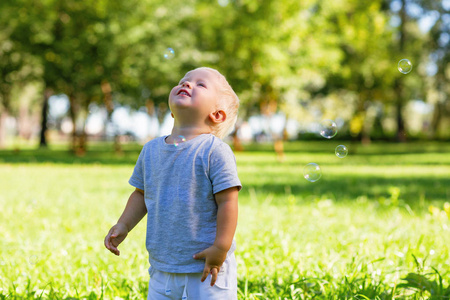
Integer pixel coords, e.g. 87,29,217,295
0,141,449,299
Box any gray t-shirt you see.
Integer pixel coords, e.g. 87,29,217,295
129,134,241,273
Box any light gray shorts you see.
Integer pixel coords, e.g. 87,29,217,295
147,254,237,300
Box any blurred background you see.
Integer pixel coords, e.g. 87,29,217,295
0,0,448,153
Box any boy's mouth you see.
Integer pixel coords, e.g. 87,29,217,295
177,89,191,97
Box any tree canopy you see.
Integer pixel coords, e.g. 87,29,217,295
0,0,448,147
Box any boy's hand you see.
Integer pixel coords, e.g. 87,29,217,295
193,245,228,286
104,223,128,256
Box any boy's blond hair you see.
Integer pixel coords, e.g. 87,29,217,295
186,67,239,139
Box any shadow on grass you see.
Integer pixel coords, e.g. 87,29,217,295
1,141,449,165
242,175,450,205
0,146,142,165
244,141,450,155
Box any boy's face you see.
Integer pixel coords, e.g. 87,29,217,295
169,69,221,123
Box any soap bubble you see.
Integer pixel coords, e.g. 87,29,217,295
335,145,348,158
163,48,175,60
320,119,338,139
303,163,322,182
398,59,412,74
218,0,229,6
173,135,186,147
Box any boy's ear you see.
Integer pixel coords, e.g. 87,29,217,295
209,110,227,124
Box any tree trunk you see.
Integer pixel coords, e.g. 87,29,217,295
68,94,80,153
395,0,407,142
231,124,243,151
395,104,406,142
102,80,121,153
0,87,12,149
68,94,89,156
39,89,52,148
430,101,443,139
78,129,87,156
0,111,8,149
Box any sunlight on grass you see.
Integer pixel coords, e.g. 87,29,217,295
1,142,449,299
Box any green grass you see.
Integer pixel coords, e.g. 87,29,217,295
1,141,449,299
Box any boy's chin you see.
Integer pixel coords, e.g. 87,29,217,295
170,98,192,108
171,105,193,114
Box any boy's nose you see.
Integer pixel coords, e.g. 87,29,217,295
181,81,192,88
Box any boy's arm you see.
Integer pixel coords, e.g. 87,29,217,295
193,186,239,286
214,187,239,251
104,188,147,256
116,188,147,231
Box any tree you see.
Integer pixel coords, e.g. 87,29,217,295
317,0,396,142
421,0,450,139
9,0,143,150
187,0,339,144
0,0,41,148
384,0,437,141
2,0,446,149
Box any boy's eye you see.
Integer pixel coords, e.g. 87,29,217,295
198,82,206,87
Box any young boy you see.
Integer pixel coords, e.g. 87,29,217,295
104,67,241,299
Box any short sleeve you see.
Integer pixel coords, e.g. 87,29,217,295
128,146,146,190
209,143,242,194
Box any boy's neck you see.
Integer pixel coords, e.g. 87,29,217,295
168,126,212,143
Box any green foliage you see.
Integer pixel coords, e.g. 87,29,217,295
396,255,450,299
1,0,448,141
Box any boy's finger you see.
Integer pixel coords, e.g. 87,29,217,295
104,234,112,249
104,235,120,255
110,230,118,238
200,267,209,282
193,251,205,260
210,268,218,286
110,246,120,256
